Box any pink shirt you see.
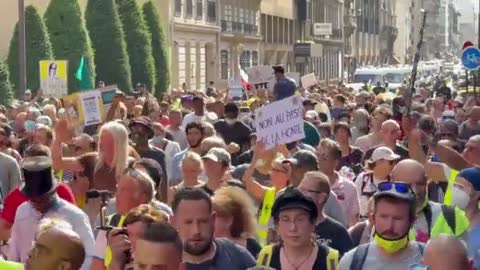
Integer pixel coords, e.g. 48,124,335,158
331,175,360,225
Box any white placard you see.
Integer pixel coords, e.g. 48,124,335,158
313,23,333,36
228,79,244,99
301,73,318,89
254,95,305,149
247,65,275,84
80,90,102,126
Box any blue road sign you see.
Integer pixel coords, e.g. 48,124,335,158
461,47,480,71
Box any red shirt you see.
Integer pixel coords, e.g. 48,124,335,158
1,183,76,224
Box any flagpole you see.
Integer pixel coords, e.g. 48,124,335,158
18,0,27,94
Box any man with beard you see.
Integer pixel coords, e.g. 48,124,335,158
171,187,256,270
182,96,218,127
170,122,205,186
213,102,252,155
339,182,423,270
129,116,167,190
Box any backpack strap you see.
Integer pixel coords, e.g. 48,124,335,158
326,247,339,270
361,173,375,198
440,204,456,233
350,243,370,270
257,245,274,266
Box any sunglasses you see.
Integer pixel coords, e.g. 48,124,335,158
377,182,412,194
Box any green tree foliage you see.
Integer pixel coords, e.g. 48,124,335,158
7,5,54,97
86,0,132,91
116,0,156,92
142,1,170,97
0,61,14,106
44,0,95,93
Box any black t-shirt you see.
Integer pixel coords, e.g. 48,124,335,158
199,183,214,196
141,146,168,181
214,120,252,152
186,239,256,270
314,216,353,257
246,238,262,259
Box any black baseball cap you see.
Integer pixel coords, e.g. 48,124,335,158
271,187,318,221
302,99,318,106
283,150,318,170
272,65,285,73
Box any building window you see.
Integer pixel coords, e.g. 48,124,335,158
186,0,193,18
207,0,216,22
221,50,229,79
175,0,182,17
252,51,259,66
240,50,251,69
196,0,203,19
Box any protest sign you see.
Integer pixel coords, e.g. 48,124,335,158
228,79,244,99
301,73,317,89
80,90,104,126
254,95,305,149
247,65,275,84
62,93,83,128
39,60,68,97
99,85,118,115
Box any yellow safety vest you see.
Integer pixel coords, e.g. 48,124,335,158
257,188,276,246
0,261,23,270
104,214,126,267
443,168,459,206
257,244,339,270
409,201,469,241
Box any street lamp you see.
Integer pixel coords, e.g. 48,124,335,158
18,0,27,94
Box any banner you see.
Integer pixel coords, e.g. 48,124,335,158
301,73,317,89
254,95,305,149
246,65,275,84
39,60,68,97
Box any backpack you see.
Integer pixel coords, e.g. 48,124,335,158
349,242,424,270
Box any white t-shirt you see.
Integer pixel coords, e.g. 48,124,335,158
181,111,218,127
354,172,388,217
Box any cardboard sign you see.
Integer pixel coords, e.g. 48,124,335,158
301,73,317,89
39,60,68,97
228,79,244,99
99,85,118,115
247,65,275,84
62,94,83,128
81,90,104,126
254,95,305,149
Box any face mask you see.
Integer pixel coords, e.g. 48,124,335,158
151,136,164,144
373,233,409,254
225,118,236,126
450,185,471,210
24,120,36,133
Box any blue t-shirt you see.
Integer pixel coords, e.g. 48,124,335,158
468,222,480,269
186,239,256,270
273,78,296,101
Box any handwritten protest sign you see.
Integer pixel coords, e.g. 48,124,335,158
254,95,305,149
81,90,103,126
62,94,84,128
40,60,68,97
301,73,317,89
99,85,118,115
228,79,244,99
247,65,275,84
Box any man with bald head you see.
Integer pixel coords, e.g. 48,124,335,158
364,119,409,161
26,218,86,270
421,234,472,270
391,159,469,243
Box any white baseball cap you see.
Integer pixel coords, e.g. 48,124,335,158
305,110,319,120
371,146,400,162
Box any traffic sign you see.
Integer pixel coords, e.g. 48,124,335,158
461,46,480,70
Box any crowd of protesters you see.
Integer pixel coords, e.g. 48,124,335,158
0,65,478,270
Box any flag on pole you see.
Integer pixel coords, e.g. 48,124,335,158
239,66,252,91
75,56,93,91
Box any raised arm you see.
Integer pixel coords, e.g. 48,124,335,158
51,119,84,172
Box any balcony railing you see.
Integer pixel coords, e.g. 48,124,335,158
221,20,259,35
